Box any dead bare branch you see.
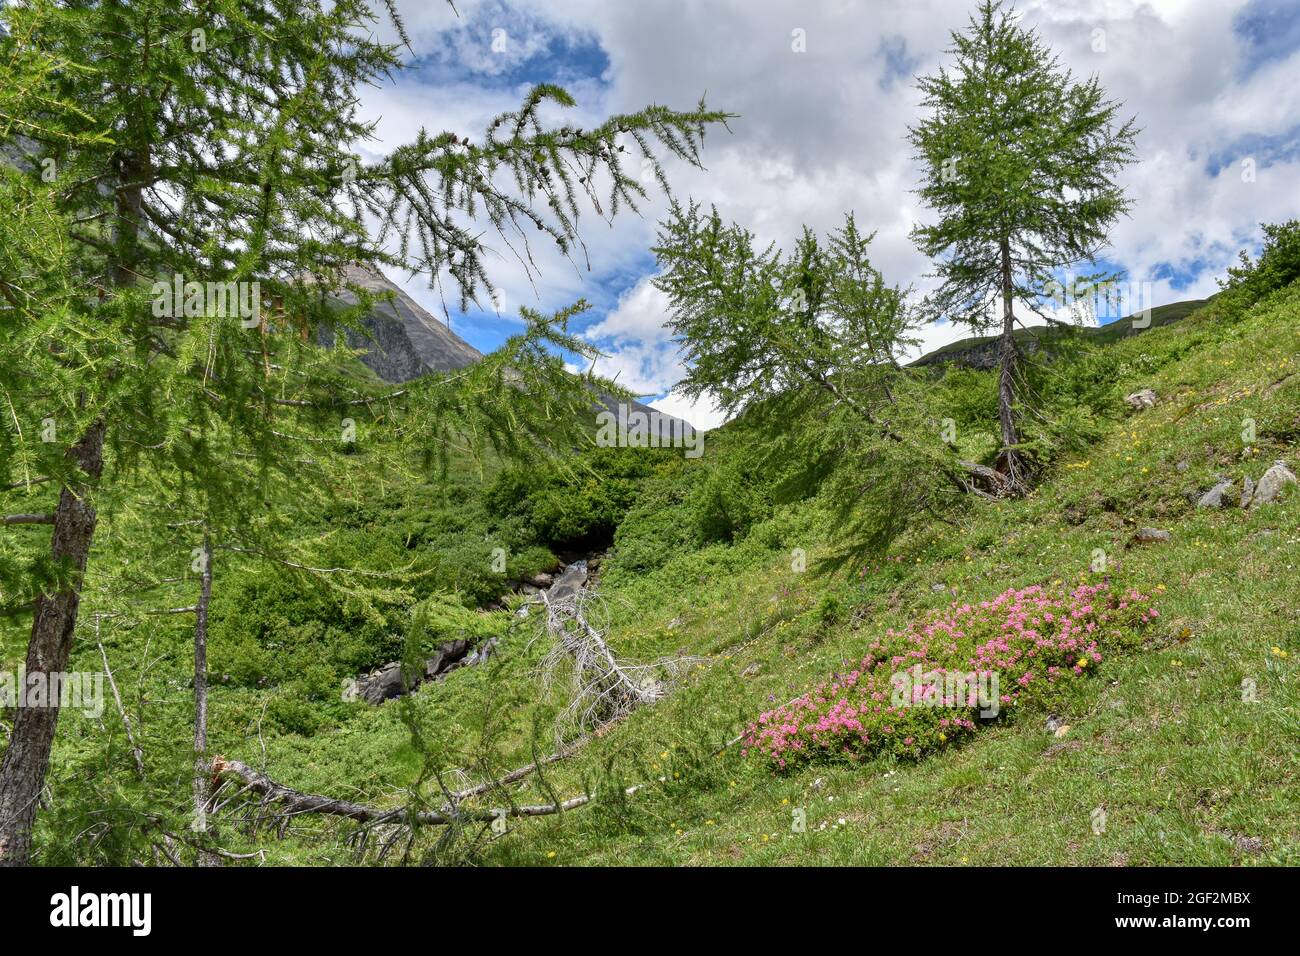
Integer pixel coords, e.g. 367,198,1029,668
2,513,55,526
538,587,698,740
211,757,633,827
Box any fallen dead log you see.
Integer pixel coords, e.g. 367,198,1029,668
451,737,589,800
539,588,697,736
957,459,1019,499
211,757,636,826
1,513,56,526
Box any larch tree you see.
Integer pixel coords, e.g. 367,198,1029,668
908,0,1137,492
654,202,997,562
0,0,727,865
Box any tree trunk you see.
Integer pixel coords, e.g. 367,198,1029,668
0,141,144,864
192,535,220,866
996,237,1027,492
0,420,105,865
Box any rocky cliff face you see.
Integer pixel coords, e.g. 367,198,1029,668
327,266,699,433
318,265,483,382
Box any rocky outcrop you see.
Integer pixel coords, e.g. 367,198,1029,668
343,637,480,704
343,556,598,703
1242,460,1297,509
1125,388,1157,411
1197,480,1236,509
319,265,482,382
514,559,590,618
546,560,589,603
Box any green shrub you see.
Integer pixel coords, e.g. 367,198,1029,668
1219,219,1300,316
485,446,671,549
689,458,772,544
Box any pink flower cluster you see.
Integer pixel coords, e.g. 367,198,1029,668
742,581,1156,770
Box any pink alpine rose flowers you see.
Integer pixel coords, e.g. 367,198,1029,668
742,581,1156,770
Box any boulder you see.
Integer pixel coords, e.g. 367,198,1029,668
528,571,554,588
1133,527,1171,545
344,638,478,704
546,560,589,603
1247,460,1297,508
1240,476,1255,509
424,638,471,680
353,661,407,705
463,636,499,667
1125,389,1157,411
1196,480,1236,509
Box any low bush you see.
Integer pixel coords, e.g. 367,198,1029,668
743,581,1157,770
1218,219,1300,317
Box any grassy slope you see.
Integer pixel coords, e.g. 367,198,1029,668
9,287,1297,866
914,297,1209,366
198,284,1299,867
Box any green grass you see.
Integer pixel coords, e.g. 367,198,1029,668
457,288,1298,866
913,296,1210,367
7,285,1298,866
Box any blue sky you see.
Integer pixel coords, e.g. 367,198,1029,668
361,0,1300,428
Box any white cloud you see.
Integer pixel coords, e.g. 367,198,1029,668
650,392,727,432
583,276,672,344
373,0,1299,407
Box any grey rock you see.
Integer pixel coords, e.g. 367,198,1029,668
1241,476,1255,509
546,561,589,603
424,638,472,680
1249,460,1297,508
318,265,483,383
354,662,407,705
528,572,554,588
463,636,499,668
1125,388,1157,410
1197,480,1236,509
1134,527,1171,544
345,638,478,704
1176,459,1189,473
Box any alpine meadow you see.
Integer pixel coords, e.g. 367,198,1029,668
0,0,1297,928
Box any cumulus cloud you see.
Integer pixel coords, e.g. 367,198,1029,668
367,0,1300,425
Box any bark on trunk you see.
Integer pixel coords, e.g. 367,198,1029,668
192,535,220,866
0,142,143,864
995,237,1027,491
0,421,105,865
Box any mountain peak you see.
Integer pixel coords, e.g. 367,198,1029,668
320,266,483,382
